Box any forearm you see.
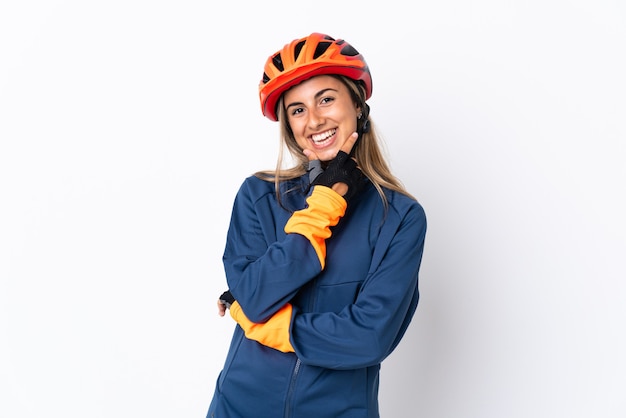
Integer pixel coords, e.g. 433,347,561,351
284,185,347,269
224,236,320,322
290,275,419,369
228,186,347,321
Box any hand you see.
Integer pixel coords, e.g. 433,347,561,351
217,300,227,316
217,290,235,316
304,130,358,185
307,133,363,203
304,133,362,200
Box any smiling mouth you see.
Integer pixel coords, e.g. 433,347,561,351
311,129,336,145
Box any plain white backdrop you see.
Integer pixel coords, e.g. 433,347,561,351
1,1,625,417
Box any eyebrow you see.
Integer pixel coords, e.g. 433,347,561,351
285,87,339,112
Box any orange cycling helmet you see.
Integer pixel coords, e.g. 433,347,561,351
259,32,373,121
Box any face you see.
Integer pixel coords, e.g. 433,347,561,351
283,75,360,162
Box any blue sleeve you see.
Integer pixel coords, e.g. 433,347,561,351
223,178,322,323
290,202,427,370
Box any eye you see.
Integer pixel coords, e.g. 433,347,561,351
290,107,304,116
320,96,335,105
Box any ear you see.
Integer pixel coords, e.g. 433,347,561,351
358,103,371,134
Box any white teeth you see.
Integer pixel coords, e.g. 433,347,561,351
312,129,336,143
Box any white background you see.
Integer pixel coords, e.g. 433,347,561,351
1,1,625,417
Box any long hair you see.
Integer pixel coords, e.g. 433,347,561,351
254,75,414,208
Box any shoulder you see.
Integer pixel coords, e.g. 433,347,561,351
383,188,427,234
386,188,426,218
237,175,275,200
236,175,308,208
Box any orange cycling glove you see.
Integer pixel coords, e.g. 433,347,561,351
284,185,347,269
229,301,295,353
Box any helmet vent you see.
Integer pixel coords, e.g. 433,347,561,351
340,44,360,57
272,53,284,72
294,40,306,61
313,41,332,59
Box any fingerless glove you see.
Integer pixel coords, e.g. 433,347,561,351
313,151,364,203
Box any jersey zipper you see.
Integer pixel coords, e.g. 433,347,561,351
285,272,319,417
283,357,301,418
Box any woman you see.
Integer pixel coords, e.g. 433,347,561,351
207,32,427,418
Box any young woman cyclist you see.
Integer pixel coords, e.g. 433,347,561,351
207,32,427,418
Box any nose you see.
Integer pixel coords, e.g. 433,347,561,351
307,108,325,129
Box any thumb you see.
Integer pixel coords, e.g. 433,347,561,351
303,148,320,161
339,132,359,155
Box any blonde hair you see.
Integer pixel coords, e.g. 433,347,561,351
254,75,414,208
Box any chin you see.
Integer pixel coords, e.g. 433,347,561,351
317,148,341,162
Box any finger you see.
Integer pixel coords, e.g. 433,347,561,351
303,148,320,161
331,182,349,196
217,300,226,317
339,132,359,155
